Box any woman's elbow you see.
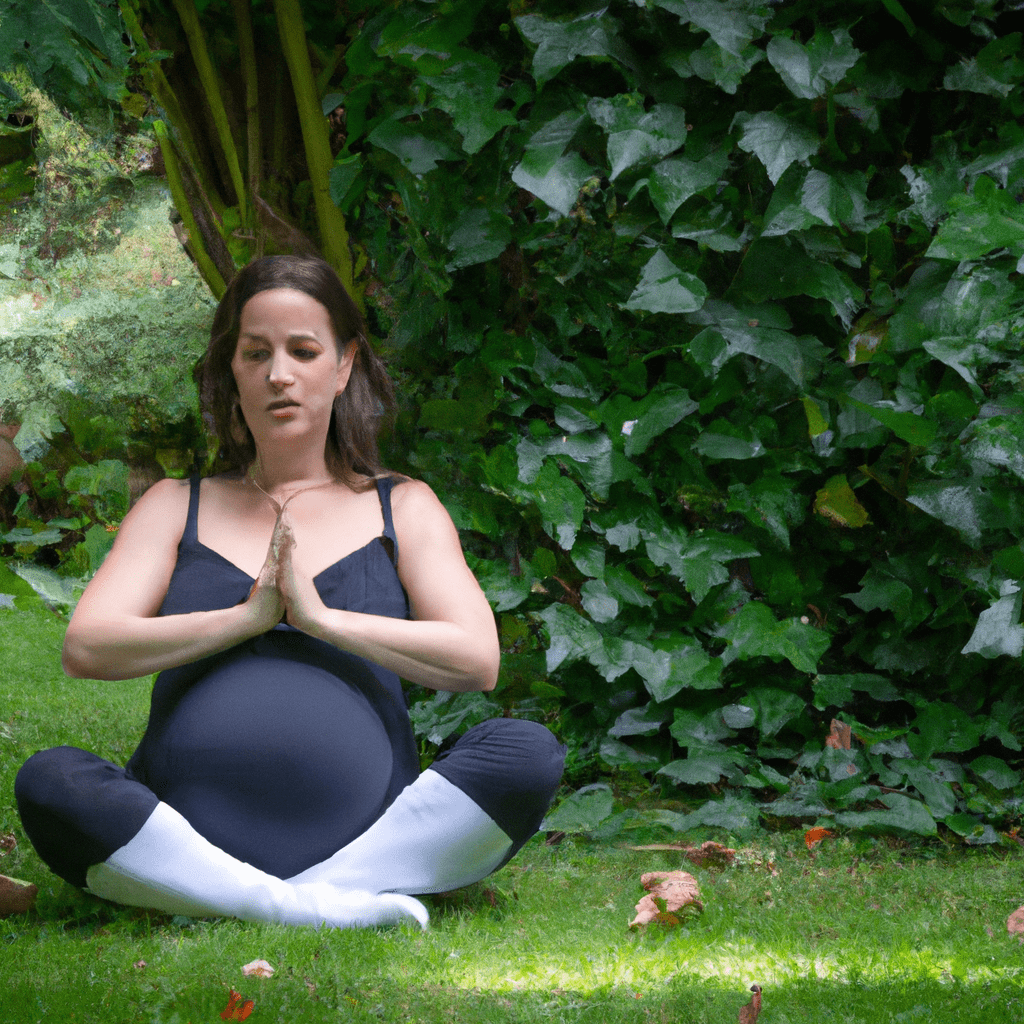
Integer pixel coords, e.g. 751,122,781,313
475,646,501,692
61,645,89,679
62,625,102,679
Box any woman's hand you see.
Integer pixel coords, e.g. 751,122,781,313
243,511,289,631
261,508,327,634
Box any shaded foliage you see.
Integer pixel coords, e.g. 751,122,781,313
4,0,1024,838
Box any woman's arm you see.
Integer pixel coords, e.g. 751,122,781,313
62,479,284,680
279,480,500,692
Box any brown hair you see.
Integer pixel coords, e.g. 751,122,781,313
193,256,395,486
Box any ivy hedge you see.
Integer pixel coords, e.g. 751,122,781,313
3,0,1024,839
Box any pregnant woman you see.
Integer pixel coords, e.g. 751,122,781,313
15,255,564,929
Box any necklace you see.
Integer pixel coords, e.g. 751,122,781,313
246,468,337,515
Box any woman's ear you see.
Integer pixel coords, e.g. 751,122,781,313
335,339,359,396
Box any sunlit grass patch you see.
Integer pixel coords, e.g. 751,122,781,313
2,603,1023,1023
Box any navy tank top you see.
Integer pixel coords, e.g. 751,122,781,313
124,474,421,878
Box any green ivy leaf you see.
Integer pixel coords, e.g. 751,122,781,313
689,307,827,387
926,176,1024,261
961,582,1024,659
765,28,861,99
727,475,806,549
644,527,760,604
513,151,594,217
718,601,831,674
679,37,764,94
835,793,937,837
985,698,1023,752
421,57,519,154
530,462,586,549
445,207,513,270
654,0,770,57
898,760,958,818
610,702,670,737
659,750,746,785
672,203,747,251
537,602,602,673
762,167,869,237
732,237,862,326
843,399,937,447
367,114,459,175
647,150,729,224
691,424,765,461
966,416,1024,480
580,578,619,623
623,249,708,315
907,702,983,760
329,154,362,208
943,35,1024,98
943,812,1000,844
969,754,1022,790
475,559,533,613
846,566,919,620
666,792,760,833
622,385,698,456
10,563,79,611
906,480,996,548
515,12,635,87
734,111,819,185
745,686,807,738
609,110,689,179
670,706,735,751
541,782,614,832
599,736,662,770
81,523,114,574
408,691,501,745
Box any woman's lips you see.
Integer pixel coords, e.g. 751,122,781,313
268,400,299,417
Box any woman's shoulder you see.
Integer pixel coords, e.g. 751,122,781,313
388,475,438,507
388,477,458,535
132,476,192,515
113,476,192,547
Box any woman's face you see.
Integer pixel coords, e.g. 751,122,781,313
231,287,355,446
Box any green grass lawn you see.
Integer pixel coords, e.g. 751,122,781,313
2,602,1023,1023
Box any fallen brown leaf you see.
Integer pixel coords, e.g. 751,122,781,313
241,958,275,978
629,870,702,928
0,833,15,855
737,983,762,1023
628,840,736,867
220,989,255,1020
1008,905,1024,940
0,874,37,917
825,719,852,749
804,827,834,851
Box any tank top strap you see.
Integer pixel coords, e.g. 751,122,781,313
184,472,202,545
375,475,399,566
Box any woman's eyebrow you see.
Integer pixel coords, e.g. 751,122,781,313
239,330,325,343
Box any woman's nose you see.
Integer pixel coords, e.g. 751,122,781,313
267,354,294,387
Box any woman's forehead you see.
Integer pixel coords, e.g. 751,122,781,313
238,288,336,337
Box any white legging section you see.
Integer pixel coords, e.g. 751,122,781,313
286,769,514,895
85,802,428,929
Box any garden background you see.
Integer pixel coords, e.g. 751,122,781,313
3,0,1024,847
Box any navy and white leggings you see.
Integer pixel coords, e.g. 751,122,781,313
15,718,566,890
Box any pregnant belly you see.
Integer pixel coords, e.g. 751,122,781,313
148,652,394,876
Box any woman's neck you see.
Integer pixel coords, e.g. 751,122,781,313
248,449,335,498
